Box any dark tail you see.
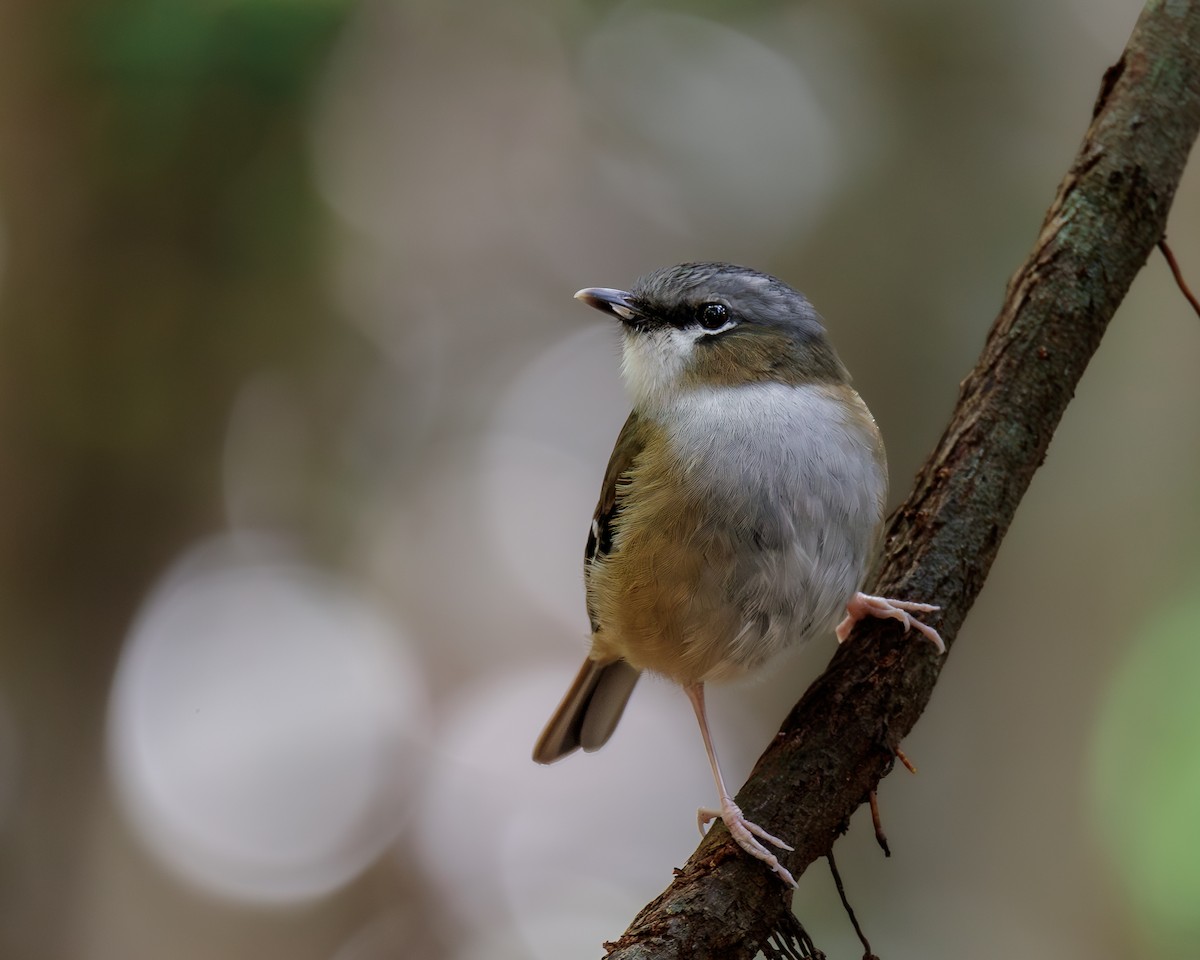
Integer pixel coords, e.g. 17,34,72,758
532,658,641,763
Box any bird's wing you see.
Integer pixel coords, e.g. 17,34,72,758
584,411,645,623
531,411,647,765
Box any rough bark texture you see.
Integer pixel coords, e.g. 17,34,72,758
603,1,1200,956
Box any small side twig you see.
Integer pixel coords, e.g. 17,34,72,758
827,852,878,960
1158,237,1200,319
868,790,891,857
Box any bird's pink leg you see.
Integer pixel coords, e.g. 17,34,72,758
685,683,796,887
836,593,944,653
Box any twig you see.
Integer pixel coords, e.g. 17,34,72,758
868,790,891,857
1158,237,1200,319
827,853,878,960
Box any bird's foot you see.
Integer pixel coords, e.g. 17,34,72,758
697,796,796,886
836,592,944,653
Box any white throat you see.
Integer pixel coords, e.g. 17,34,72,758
619,324,733,411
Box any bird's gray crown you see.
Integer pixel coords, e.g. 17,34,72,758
630,262,828,341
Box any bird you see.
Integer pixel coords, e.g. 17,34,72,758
532,262,942,886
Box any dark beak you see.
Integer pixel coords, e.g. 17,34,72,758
573,287,643,325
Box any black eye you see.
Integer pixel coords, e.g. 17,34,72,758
697,302,729,330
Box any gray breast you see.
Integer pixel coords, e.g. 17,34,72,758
664,382,885,671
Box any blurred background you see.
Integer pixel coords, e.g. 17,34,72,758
0,0,1198,958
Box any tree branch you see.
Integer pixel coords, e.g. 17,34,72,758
603,2,1200,956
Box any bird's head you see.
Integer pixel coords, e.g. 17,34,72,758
575,262,849,413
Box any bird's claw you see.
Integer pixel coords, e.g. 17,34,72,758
837,592,945,653
697,797,796,886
